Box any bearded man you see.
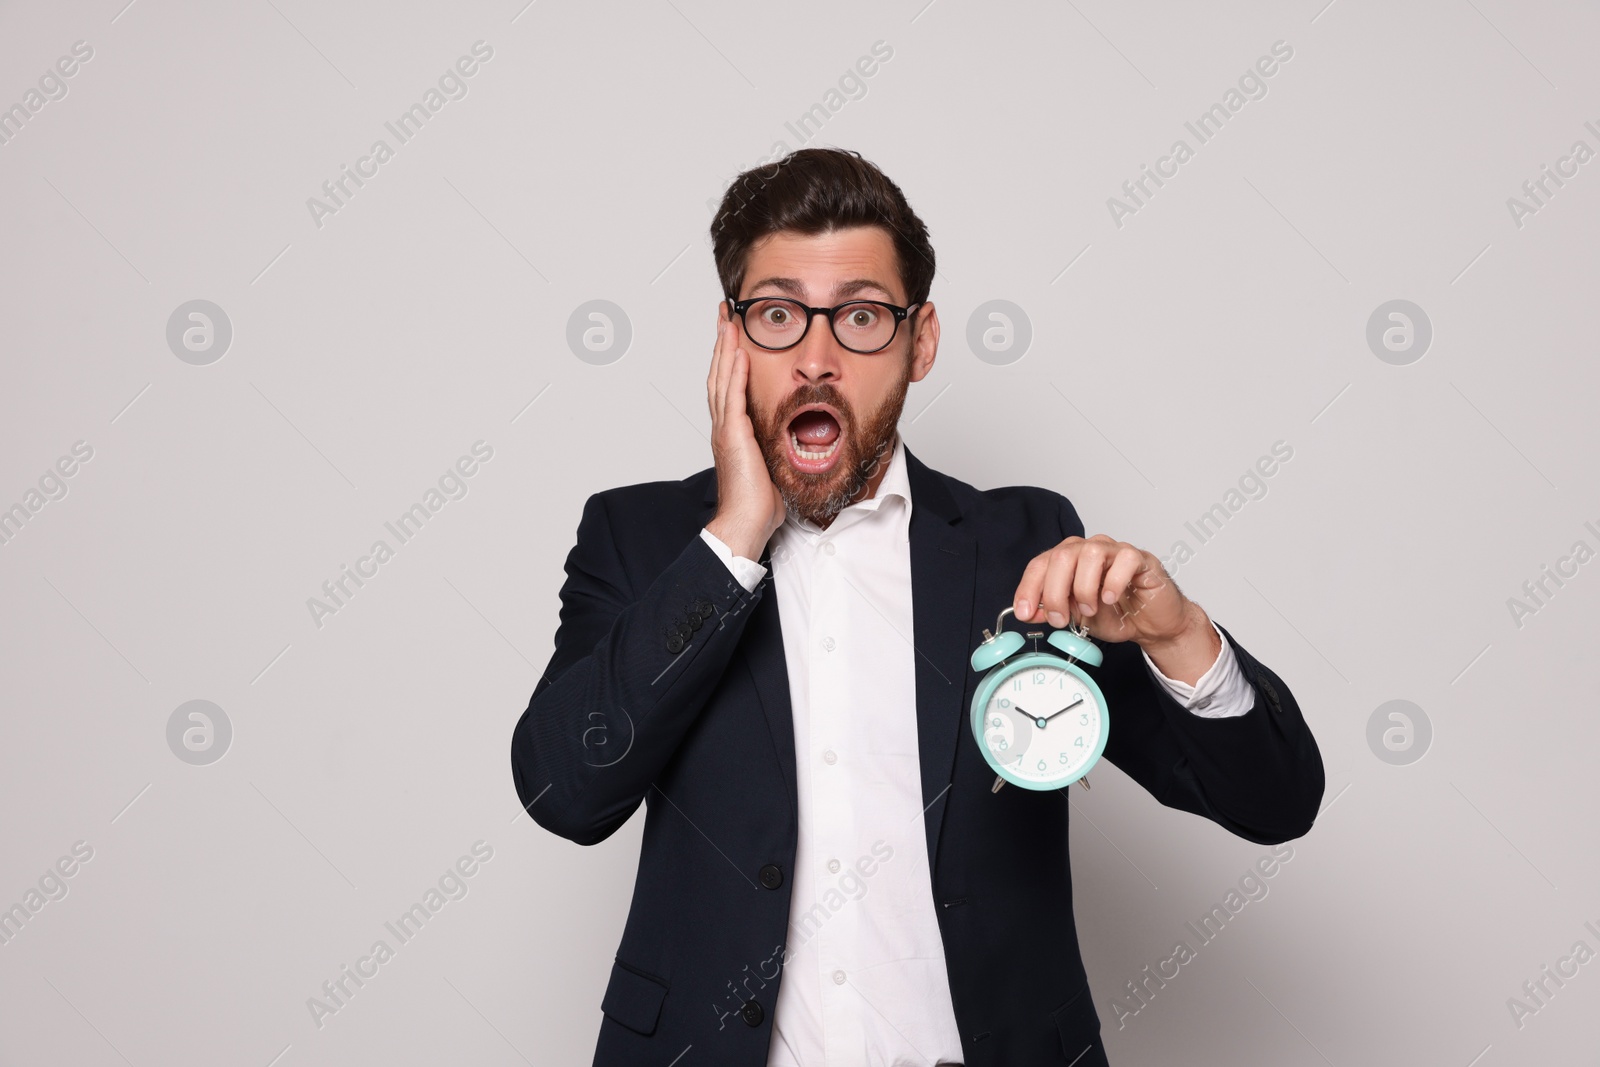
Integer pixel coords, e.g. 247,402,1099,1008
510,147,1324,1067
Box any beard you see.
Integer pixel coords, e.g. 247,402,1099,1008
748,363,912,529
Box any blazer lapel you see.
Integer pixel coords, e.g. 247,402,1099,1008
903,446,979,873
740,568,798,827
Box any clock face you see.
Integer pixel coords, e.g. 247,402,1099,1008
976,657,1106,788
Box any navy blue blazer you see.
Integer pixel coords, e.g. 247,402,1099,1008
510,445,1324,1066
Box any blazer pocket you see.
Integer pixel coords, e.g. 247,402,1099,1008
600,958,669,1036
1051,984,1102,1059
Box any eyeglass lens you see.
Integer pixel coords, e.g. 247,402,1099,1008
742,299,898,353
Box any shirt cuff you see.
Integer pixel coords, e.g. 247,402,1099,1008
699,527,768,594
1141,619,1255,718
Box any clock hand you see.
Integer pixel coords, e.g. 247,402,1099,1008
1038,694,1086,725
1013,705,1047,730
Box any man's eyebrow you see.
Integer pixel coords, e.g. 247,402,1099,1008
744,277,899,301
744,276,807,298
833,278,897,301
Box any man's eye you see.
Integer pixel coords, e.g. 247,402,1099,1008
847,308,878,327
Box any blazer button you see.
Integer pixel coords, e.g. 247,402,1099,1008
740,998,763,1026
688,612,704,631
671,620,692,640
666,634,685,654
693,597,714,618
758,864,783,890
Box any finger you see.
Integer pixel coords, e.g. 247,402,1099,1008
708,305,725,418
1013,553,1052,623
1040,542,1082,627
725,344,748,428
724,347,761,481
723,346,772,502
1100,551,1150,632
712,316,735,431
710,307,725,420
1070,540,1113,618
1100,545,1145,607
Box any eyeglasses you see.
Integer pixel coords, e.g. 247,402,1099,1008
728,296,921,354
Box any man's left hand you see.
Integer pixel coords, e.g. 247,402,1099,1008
1012,535,1220,683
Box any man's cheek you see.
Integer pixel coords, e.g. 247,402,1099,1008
744,388,773,443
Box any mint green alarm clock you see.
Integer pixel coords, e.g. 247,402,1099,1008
969,606,1108,792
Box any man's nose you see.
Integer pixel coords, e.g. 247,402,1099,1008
794,312,843,382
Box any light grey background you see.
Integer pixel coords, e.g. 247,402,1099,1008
2,0,1596,1064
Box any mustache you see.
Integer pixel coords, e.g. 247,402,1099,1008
771,384,852,432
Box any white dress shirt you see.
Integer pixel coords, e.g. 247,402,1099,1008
699,436,1252,1065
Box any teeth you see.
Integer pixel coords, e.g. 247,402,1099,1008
791,431,840,461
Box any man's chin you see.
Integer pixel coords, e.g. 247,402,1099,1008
780,446,890,527
764,449,852,523
774,471,847,521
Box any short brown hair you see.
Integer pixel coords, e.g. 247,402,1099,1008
710,148,936,306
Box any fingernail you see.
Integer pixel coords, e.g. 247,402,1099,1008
1047,611,1066,627
1017,600,1030,616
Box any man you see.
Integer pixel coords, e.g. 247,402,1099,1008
510,148,1324,1066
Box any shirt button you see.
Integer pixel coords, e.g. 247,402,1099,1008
827,858,841,873
823,542,836,556
821,636,836,652
832,969,846,985
823,749,837,765
1195,697,1212,709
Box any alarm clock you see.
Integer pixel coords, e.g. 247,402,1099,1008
969,605,1109,792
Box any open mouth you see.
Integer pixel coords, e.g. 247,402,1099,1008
785,404,845,474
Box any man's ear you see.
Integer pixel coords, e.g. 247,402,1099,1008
909,302,939,383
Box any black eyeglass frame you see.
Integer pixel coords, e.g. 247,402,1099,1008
726,296,923,354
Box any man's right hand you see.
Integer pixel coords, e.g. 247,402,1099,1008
705,301,786,560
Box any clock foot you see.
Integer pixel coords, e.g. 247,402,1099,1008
991,776,1005,793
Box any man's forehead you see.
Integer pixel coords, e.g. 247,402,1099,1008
743,227,901,299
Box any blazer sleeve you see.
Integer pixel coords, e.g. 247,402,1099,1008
510,492,767,845
1058,495,1326,844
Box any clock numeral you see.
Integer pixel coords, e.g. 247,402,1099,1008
1037,759,1048,771
990,716,1002,728
1058,752,1069,764
1033,672,1046,684
998,698,1011,708
1079,712,1089,726
1075,737,1084,747
1013,679,1022,691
